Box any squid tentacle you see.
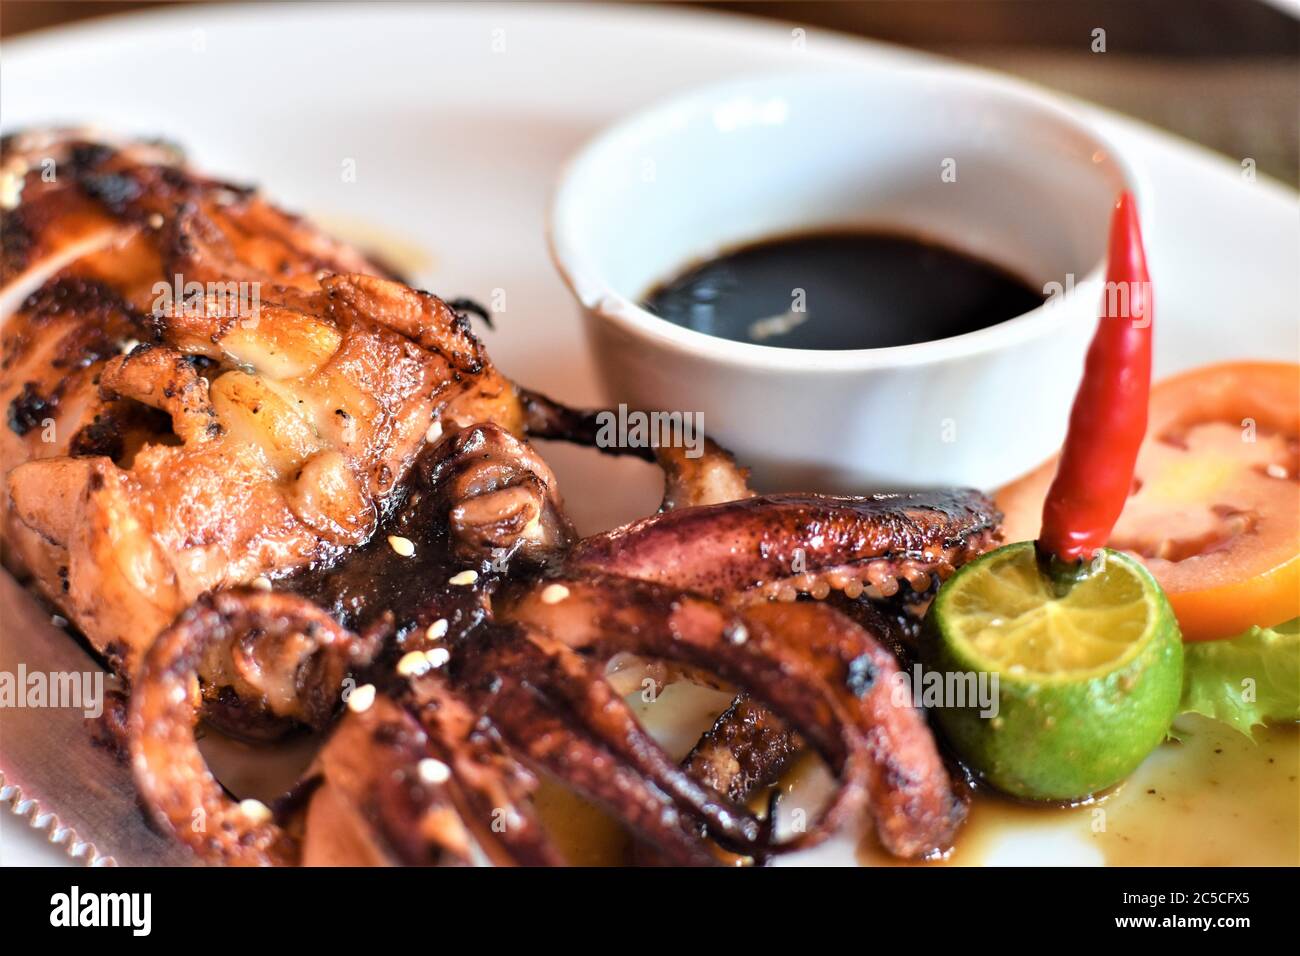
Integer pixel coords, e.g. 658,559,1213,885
128,589,362,865
480,628,766,851
130,588,567,867
516,387,753,514
401,672,567,867
11,137,1014,868
421,421,574,563
504,573,965,859
499,575,875,853
567,490,1001,603
740,600,966,858
459,648,722,865
303,694,487,866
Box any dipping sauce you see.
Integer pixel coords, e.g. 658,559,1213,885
643,230,1045,350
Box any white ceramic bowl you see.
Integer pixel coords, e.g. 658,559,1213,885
549,69,1139,492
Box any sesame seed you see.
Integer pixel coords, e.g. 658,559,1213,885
388,535,416,557
397,650,430,677
418,758,451,785
0,172,23,210
426,647,451,668
251,576,273,591
727,624,748,646
427,618,449,640
540,583,570,605
239,799,272,824
425,420,443,444
449,569,478,586
147,212,164,229
347,683,376,713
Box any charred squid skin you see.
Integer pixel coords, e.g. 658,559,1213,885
479,627,767,852
562,488,987,857
125,399,988,864
684,693,803,805
128,589,363,866
14,136,1004,867
128,587,558,867
517,394,977,857
459,651,723,866
498,575,873,854
684,599,926,811
303,694,485,867
419,421,575,563
401,671,568,867
505,574,966,859
566,490,1002,602
740,601,966,859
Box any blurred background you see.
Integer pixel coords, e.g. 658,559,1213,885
2,0,1297,184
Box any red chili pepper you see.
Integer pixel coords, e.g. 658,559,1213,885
1038,191,1152,564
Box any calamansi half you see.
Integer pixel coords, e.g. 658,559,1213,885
922,542,1183,801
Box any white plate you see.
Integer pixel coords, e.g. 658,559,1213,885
2,2,1296,867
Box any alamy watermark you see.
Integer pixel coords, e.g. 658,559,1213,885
151,273,261,324
50,886,151,936
0,666,104,718
594,403,705,459
1043,274,1152,326
890,664,1000,718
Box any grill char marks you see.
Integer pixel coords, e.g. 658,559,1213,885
6,130,1007,869
0,129,526,678
568,490,1001,601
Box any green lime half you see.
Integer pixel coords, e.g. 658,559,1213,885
922,541,1183,801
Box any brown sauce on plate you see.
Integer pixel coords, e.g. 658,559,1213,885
643,230,1044,350
535,688,1297,866
856,715,1299,866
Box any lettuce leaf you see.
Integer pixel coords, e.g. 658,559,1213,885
1179,618,1299,739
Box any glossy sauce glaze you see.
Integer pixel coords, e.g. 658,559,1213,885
530,682,1297,866
857,714,1299,866
642,230,1045,350
207,650,1293,865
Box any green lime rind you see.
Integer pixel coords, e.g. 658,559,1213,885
922,543,1184,802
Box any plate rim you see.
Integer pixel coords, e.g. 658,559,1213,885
1,0,1295,869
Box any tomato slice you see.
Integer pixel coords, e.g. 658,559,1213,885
998,362,1299,640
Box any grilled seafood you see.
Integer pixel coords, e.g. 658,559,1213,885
1,131,1002,865
1,130,520,680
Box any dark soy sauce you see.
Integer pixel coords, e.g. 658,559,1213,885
642,230,1045,350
